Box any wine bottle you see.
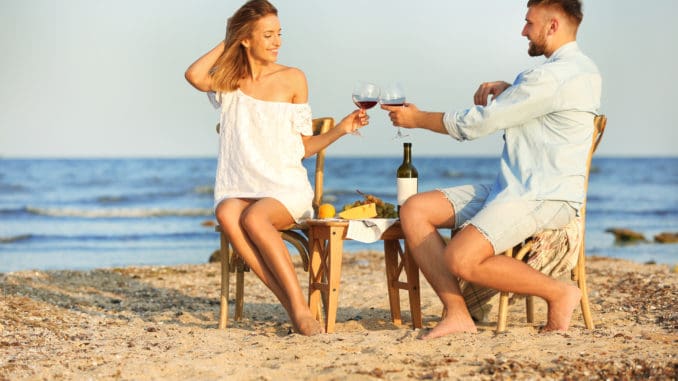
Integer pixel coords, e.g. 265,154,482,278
396,142,418,215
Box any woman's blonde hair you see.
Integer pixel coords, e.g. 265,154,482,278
210,0,278,92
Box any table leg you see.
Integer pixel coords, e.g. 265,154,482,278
403,243,422,328
384,239,403,326
308,229,325,324
384,239,422,329
325,226,345,334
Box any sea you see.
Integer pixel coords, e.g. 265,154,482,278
1,157,676,273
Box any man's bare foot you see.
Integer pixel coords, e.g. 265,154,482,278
293,315,323,336
543,284,582,331
420,316,477,340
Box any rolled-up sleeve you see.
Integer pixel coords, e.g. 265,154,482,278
442,112,465,141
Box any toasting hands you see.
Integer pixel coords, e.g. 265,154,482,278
381,103,420,129
337,109,369,135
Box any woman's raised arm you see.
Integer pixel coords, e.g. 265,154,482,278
185,42,224,92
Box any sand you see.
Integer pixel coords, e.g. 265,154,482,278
1,251,676,380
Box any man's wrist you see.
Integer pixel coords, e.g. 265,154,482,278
417,111,446,134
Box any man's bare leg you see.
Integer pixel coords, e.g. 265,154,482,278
445,226,581,332
399,192,477,339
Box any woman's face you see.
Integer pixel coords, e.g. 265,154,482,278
242,14,281,63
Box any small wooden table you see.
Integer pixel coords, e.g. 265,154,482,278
306,219,422,333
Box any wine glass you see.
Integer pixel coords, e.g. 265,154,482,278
351,81,380,136
379,82,409,139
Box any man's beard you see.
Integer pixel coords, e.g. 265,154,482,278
527,32,547,56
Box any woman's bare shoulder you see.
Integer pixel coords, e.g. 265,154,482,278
274,65,308,103
272,65,306,83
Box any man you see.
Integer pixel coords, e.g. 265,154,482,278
382,0,601,339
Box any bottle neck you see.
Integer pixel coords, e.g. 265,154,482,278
402,144,412,164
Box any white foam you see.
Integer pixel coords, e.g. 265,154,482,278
25,206,213,218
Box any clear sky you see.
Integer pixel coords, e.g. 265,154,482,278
0,0,675,158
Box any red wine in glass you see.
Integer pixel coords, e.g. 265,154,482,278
353,98,378,110
351,81,380,136
380,97,406,107
380,81,408,139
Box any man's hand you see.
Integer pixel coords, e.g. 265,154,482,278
473,81,511,106
381,103,421,129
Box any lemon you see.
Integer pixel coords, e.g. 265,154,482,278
318,203,336,219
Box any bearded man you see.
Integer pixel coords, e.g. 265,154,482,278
382,0,601,339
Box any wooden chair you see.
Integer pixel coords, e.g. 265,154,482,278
215,117,334,329
494,114,607,332
389,115,607,332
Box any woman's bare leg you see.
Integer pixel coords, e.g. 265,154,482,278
215,199,293,316
240,198,321,335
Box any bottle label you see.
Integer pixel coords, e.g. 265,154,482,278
397,178,418,205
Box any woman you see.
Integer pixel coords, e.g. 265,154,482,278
185,0,367,335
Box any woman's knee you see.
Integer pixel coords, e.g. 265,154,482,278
215,200,246,232
239,205,278,234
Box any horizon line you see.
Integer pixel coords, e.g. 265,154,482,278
1,154,677,160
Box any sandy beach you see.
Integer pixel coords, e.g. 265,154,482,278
1,251,676,380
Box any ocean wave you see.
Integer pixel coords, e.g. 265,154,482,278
25,206,214,218
24,231,211,242
0,207,26,216
193,185,214,195
0,234,32,243
590,208,678,217
96,189,207,204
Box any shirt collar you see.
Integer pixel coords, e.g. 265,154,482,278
546,41,579,63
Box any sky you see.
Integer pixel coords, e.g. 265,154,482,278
0,0,676,158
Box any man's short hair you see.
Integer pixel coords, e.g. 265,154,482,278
527,0,583,26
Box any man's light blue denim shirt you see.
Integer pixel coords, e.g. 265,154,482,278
443,42,602,210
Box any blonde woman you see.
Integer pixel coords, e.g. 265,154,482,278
185,0,367,335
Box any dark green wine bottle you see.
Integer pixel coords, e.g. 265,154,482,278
396,142,418,215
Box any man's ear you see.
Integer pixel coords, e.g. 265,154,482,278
548,16,559,35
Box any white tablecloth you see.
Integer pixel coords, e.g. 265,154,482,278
345,218,399,243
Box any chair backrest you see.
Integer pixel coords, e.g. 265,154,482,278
581,114,607,217
310,117,334,215
576,114,606,269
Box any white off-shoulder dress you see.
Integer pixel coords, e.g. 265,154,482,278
208,89,315,222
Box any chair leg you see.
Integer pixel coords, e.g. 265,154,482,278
235,259,245,321
219,233,230,329
496,247,512,333
497,291,509,333
576,262,595,329
526,296,534,324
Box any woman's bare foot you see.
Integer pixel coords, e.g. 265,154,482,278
543,284,582,331
292,315,323,336
420,315,477,340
